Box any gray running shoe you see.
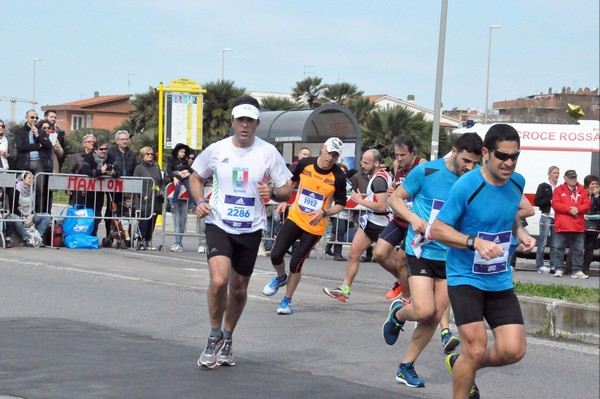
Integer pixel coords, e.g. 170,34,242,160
217,339,235,366
197,335,224,369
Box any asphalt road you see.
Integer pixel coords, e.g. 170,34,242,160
1,243,598,399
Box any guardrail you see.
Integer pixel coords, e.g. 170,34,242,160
1,170,158,248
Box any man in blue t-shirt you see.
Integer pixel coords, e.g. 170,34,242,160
431,124,536,399
381,133,482,389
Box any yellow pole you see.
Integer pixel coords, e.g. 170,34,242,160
156,82,165,227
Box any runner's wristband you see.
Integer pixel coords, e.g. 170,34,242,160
196,200,208,207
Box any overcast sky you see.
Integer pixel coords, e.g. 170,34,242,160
1,0,598,123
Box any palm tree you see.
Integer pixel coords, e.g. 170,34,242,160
260,96,301,111
201,80,246,145
362,106,432,160
323,82,363,105
346,96,376,125
291,76,325,108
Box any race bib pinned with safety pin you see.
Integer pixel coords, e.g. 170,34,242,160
472,231,511,274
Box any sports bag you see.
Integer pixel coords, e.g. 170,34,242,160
61,204,94,236
64,234,99,249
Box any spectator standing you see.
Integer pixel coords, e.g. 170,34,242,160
582,174,599,275
533,165,560,273
14,110,53,212
167,143,196,208
106,130,137,235
36,119,62,212
167,143,194,252
133,147,163,251
80,140,119,236
67,134,96,205
44,110,66,172
552,170,591,278
190,95,292,368
108,130,137,177
0,119,12,169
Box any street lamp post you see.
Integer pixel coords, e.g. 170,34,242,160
221,48,232,81
32,57,43,108
484,24,501,124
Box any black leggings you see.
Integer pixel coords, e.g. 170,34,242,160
271,219,321,274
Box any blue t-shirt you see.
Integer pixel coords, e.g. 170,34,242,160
436,168,525,291
402,157,459,261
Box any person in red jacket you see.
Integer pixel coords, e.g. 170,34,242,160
551,169,591,278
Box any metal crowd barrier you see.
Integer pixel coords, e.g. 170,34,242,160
1,171,157,248
159,182,206,252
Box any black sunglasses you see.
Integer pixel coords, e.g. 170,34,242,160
0,125,5,128
493,150,520,162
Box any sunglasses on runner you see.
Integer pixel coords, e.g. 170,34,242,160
493,150,520,162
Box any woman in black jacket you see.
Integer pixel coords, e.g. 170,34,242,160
80,140,119,236
167,143,196,207
133,146,164,250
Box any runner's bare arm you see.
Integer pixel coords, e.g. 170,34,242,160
431,218,504,260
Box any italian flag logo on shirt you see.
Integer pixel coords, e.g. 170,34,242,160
233,168,249,192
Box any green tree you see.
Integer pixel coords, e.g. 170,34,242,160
117,87,158,135
346,96,376,125
260,96,300,111
201,80,246,146
322,82,363,105
362,106,432,161
291,76,325,108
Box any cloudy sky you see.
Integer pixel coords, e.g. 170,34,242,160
1,0,598,122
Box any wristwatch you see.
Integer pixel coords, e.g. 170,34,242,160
322,209,328,218
466,236,476,250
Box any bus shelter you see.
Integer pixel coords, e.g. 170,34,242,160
254,104,361,168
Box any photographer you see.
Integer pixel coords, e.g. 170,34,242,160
80,140,119,236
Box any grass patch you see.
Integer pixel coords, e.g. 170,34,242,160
514,281,600,305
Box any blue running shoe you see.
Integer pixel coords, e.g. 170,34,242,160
382,299,405,345
445,353,480,399
441,328,461,353
263,274,288,296
396,362,425,388
277,297,294,315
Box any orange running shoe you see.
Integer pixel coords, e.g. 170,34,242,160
386,281,403,300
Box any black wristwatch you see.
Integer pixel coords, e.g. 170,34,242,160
466,236,476,251
322,209,328,218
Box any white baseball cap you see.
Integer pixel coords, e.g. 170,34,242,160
231,104,260,120
324,137,343,154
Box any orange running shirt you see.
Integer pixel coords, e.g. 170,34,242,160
287,157,347,236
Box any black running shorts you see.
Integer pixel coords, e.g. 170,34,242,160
406,254,447,279
205,223,263,277
448,285,524,328
378,218,407,247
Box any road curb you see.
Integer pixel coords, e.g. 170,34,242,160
519,295,599,345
